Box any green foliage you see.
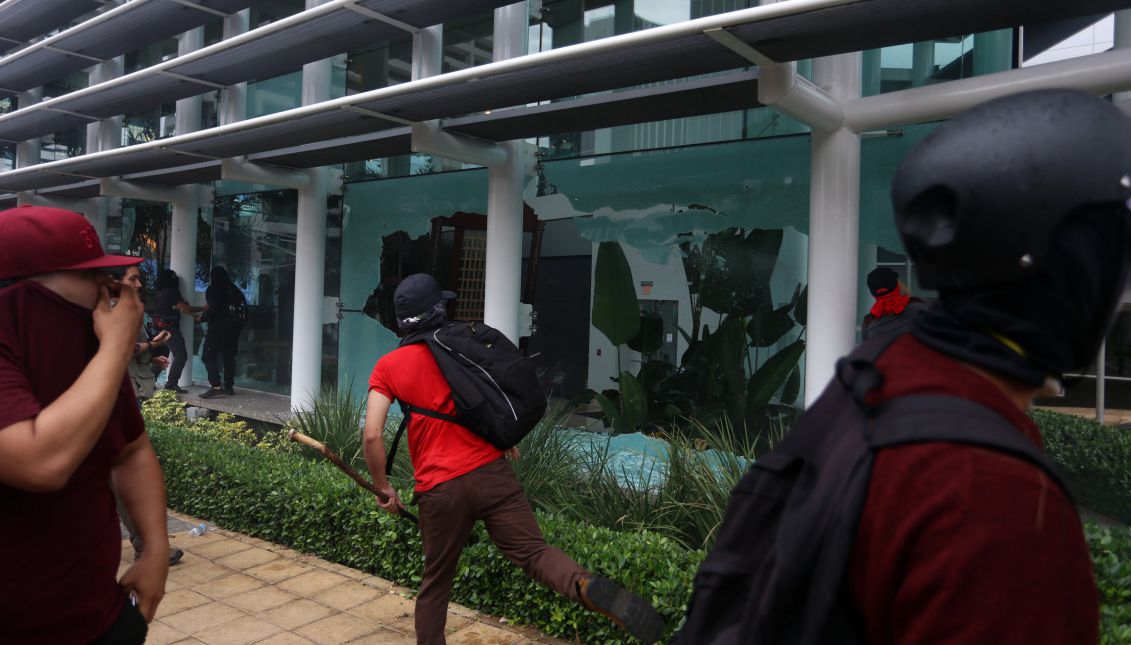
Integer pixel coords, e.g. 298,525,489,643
282,384,367,471
142,389,190,427
584,229,806,439
1032,409,1131,524
512,412,764,552
591,241,641,346
1087,523,1131,644
148,422,698,643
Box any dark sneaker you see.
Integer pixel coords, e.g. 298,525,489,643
169,547,184,566
578,575,664,644
199,388,224,399
164,386,188,394
223,386,235,395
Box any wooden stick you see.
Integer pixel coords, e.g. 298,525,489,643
288,430,417,524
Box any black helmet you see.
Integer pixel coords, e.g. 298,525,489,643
892,88,1131,290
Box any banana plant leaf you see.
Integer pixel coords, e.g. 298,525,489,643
747,338,806,409
747,302,797,348
698,228,783,317
781,366,801,406
794,285,808,327
616,371,649,434
591,241,640,346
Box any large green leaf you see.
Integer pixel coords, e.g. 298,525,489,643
781,366,801,406
746,303,797,348
698,228,783,317
591,241,641,345
747,339,806,408
794,285,808,327
617,371,649,434
593,392,624,434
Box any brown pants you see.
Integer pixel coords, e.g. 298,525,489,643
414,457,588,644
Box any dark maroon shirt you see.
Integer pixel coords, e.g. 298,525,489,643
849,335,1098,644
0,280,145,644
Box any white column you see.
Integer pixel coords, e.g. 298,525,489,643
220,10,249,125
412,25,443,80
171,192,199,388
1115,12,1131,115
804,52,862,406
175,28,204,136
15,88,42,169
86,57,124,153
171,27,205,387
484,2,528,343
290,0,335,411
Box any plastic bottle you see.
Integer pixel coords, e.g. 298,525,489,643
189,523,208,537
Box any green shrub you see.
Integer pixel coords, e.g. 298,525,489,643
149,422,698,643
1033,409,1131,524
1087,523,1131,644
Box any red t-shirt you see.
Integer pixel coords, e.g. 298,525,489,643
0,280,145,644
848,335,1098,644
369,343,502,492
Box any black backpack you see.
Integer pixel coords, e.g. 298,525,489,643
672,334,1072,645
385,320,547,473
227,284,248,326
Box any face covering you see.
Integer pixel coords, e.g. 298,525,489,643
912,204,1131,387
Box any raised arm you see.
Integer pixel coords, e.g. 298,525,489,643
0,284,142,491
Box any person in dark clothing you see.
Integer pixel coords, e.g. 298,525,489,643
681,89,1130,644
860,267,928,340
200,265,243,399
152,269,204,394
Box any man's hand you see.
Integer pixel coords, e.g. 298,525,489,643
505,446,520,461
375,483,405,515
94,284,143,356
118,550,168,622
150,330,172,347
153,356,170,370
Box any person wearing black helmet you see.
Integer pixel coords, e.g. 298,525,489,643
675,88,1125,645
848,88,1130,643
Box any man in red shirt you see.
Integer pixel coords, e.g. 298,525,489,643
847,89,1130,643
362,273,663,645
0,206,170,644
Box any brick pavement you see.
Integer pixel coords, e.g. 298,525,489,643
126,512,574,645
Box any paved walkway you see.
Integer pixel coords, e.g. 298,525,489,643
128,511,572,645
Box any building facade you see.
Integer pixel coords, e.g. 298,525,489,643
1,0,1128,422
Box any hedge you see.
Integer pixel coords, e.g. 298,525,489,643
150,409,1131,644
149,422,699,644
1034,409,1131,525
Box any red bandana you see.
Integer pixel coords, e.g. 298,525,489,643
870,290,911,318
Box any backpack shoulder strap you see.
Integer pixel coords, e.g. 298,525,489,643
870,394,1071,500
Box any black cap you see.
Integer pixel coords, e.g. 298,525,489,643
394,274,456,328
867,267,899,297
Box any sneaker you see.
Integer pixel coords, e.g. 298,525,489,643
199,387,224,399
223,386,235,396
164,386,188,394
169,547,184,566
578,575,664,644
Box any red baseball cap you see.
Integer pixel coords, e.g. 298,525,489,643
0,205,142,280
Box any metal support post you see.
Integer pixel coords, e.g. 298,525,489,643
483,2,529,343
804,52,862,407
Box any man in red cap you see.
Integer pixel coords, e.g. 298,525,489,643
0,205,170,644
